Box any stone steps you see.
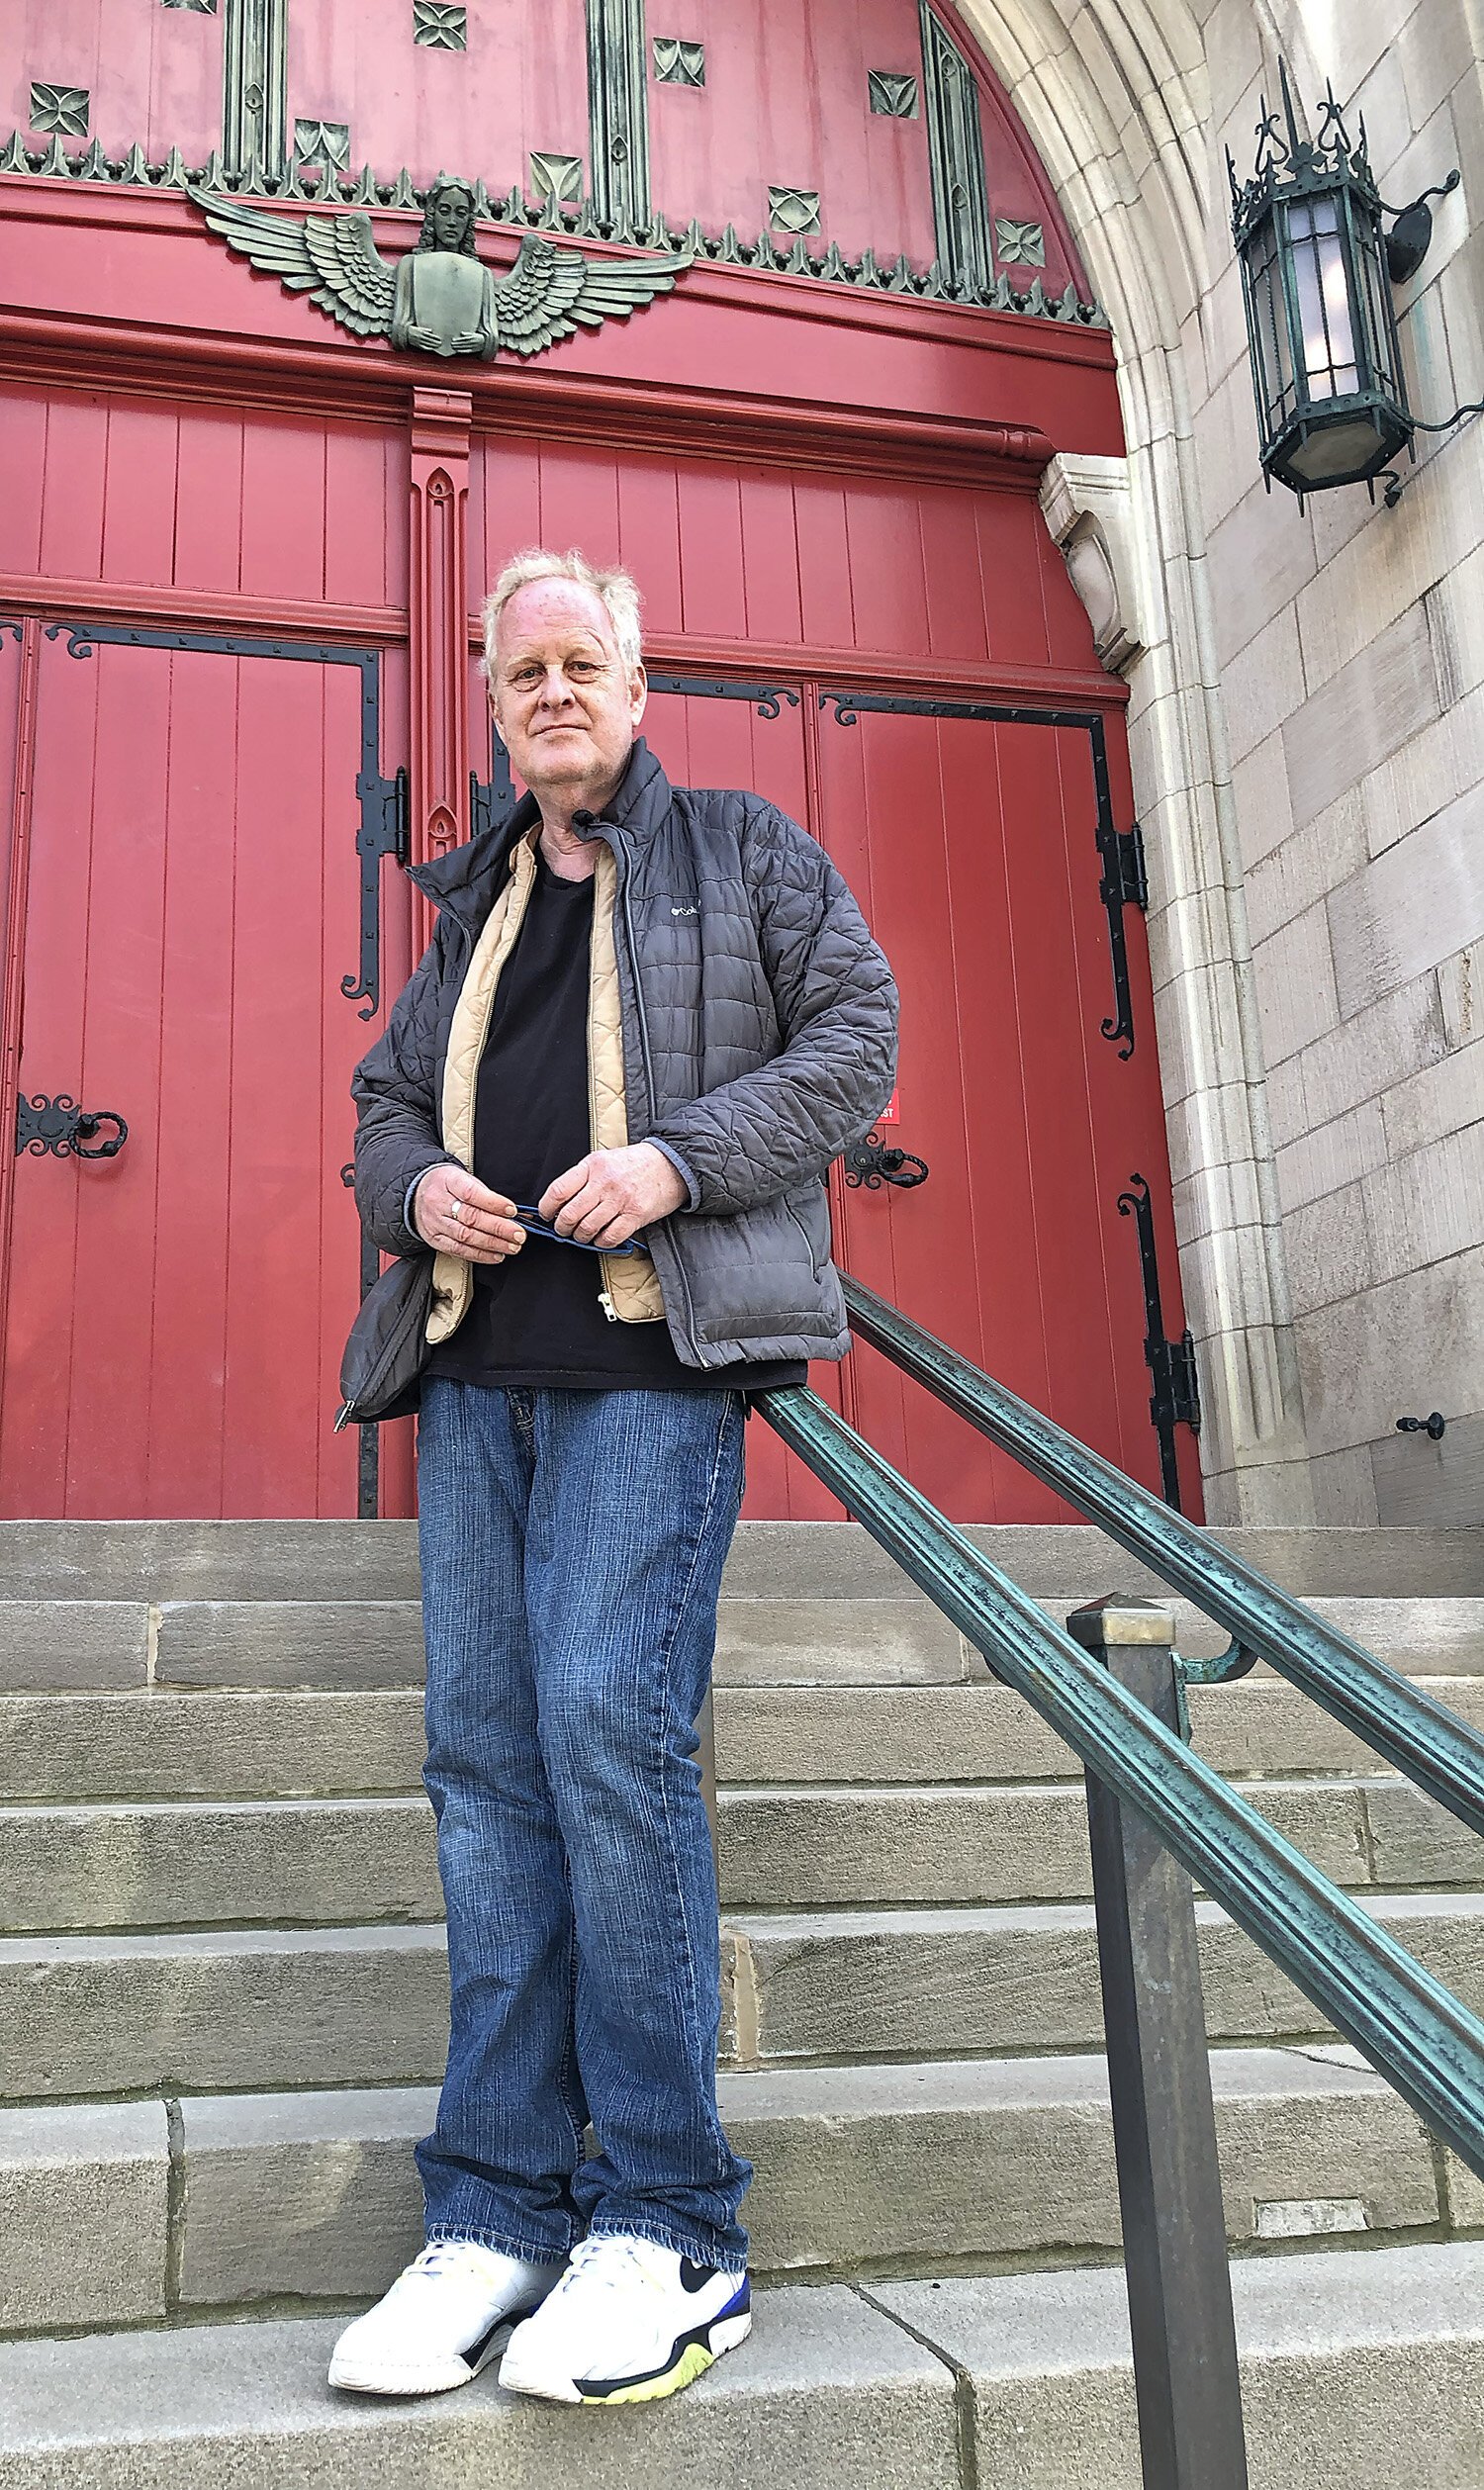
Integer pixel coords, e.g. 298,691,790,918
8,1889,1484,2103
3,1767,1475,1933
6,1593,1484,1691
0,2047,1449,2332
7,1676,1484,1801
6,2242,1484,2490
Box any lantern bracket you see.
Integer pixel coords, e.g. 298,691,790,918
1381,167,1461,284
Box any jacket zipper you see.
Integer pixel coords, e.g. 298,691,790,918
613,829,660,1126
610,823,703,1354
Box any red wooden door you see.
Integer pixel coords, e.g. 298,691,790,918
817,693,1200,1520
0,622,403,1520
643,672,1197,1523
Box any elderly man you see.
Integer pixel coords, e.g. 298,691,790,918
334,549,896,2407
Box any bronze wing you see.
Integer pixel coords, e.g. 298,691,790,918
491,232,695,356
188,187,397,339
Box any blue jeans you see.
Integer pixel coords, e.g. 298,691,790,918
414,1377,752,2269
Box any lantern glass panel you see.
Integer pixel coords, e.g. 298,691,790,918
1250,216,1296,433
1351,208,1400,400
1285,196,1358,399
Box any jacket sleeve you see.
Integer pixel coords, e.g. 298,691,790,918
645,803,899,1217
350,922,458,1257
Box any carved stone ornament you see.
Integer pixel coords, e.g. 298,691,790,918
188,173,695,359
414,2,466,46
30,83,90,138
995,217,1045,267
1038,451,1151,679
868,70,918,118
653,38,704,86
768,185,820,234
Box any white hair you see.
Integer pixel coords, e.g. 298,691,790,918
482,548,644,681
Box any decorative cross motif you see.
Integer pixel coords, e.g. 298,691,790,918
529,150,584,204
653,38,704,86
29,83,89,138
868,70,918,118
414,2,466,47
294,118,351,168
995,217,1045,266
767,185,820,234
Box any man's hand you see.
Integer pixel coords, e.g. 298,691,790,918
539,1144,688,1247
413,1166,525,1263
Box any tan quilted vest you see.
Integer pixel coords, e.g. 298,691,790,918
426,830,668,1346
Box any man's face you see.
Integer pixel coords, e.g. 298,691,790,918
490,580,646,807
432,190,470,248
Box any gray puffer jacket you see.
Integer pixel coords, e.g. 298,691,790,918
351,737,898,1367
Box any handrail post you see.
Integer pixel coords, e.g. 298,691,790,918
1068,1598,1250,2490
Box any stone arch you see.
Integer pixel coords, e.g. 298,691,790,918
954,0,1314,1519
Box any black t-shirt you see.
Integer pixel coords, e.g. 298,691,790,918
425,844,807,1393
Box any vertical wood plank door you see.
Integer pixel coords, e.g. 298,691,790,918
816,695,1201,1521
0,627,393,1520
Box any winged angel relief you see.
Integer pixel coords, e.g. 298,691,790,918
188,173,693,360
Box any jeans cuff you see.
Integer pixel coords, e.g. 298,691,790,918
584,2213,748,2274
425,2221,571,2267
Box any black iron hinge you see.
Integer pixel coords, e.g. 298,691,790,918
1101,820,1149,913
1149,1331,1201,1434
343,764,409,1022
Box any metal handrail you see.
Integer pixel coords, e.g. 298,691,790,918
754,1380,1484,2178
840,1272,1484,1842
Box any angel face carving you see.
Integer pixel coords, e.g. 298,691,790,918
395,178,497,357
187,178,693,363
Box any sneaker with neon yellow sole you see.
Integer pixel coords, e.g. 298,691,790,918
328,2238,560,2396
499,2232,752,2406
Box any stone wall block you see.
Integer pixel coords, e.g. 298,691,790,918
1293,970,1450,1131
1247,797,1366,947
1397,2,1480,140
1282,1181,1378,1321
1226,606,1307,766
1210,477,1320,670
1295,1247,1484,1457
1369,1124,1484,1280
1328,787,1484,1020
1438,942,1482,1048
1230,727,1297,870
1275,1101,1389,1216
1252,902,1341,1069
1283,601,1442,830
1381,1037,1484,1160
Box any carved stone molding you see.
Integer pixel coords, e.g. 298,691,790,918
586,0,650,236
409,388,473,941
1038,451,1149,679
918,0,993,296
223,0,288,179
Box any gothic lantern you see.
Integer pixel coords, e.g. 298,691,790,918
1228,64,1414,502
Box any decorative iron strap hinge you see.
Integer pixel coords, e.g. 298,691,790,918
1118,1171,1200,1512
343,764,410,1022
1096,818,1148,1057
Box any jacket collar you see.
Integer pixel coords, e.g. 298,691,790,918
408,737,673,933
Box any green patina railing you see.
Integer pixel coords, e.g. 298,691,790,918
840,1274,1484,1841
754,1278,1484,2490
756,1373,1484,2177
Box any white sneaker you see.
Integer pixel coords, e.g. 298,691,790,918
499,2231,751,2405
328,2239,560,2396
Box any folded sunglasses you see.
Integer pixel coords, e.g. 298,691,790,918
510,1204,646,1256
